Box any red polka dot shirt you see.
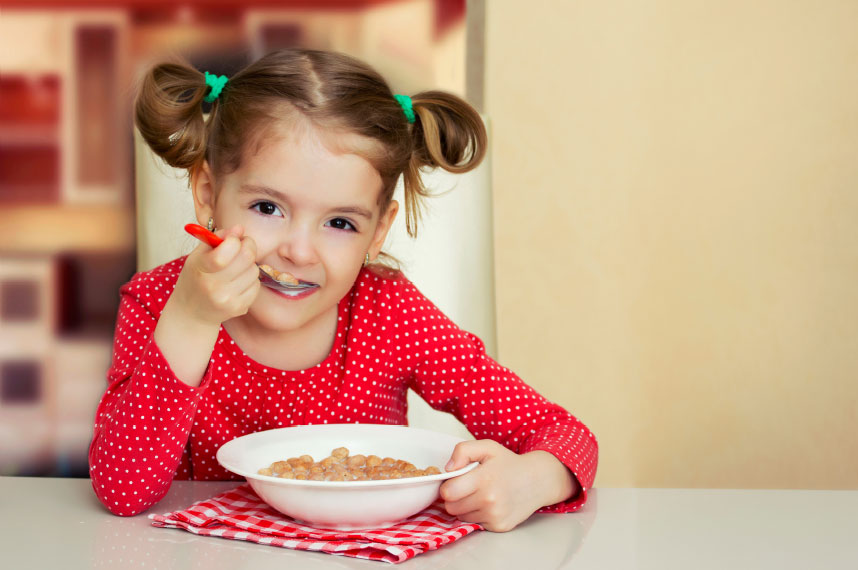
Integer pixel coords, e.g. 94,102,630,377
89,257,598,516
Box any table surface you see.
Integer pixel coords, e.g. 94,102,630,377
2,477,856,569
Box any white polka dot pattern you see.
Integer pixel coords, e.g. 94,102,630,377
88,257,598,516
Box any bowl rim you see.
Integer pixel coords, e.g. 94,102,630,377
216,423,479,487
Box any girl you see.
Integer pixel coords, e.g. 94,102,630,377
89,48,598,532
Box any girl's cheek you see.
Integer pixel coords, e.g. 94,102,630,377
314,231,356,253
318,243,359,270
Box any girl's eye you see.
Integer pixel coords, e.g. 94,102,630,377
326,218,356,232
251,201,282,216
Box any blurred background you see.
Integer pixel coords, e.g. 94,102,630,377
2,1,856,491
0,0,469,477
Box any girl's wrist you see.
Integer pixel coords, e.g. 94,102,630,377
168,277,227,328
154,296,222,386
524,450,579,507
163,292,220,329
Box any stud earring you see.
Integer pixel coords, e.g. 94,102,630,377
207,217,215,231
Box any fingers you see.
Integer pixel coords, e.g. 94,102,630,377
440,476,478,507
208,257,259,304
440,473,478,503
442,479,520,533
453,509,517,533
232,270,262,314
443,487,516,532
196,226,253,275
440,440,501,503
213,225,251,270
440,440,532,532
204,253,259,312
210,235,243,269
228,234,257,279
178,226,262,322
446,506,482,524
445,439,499,472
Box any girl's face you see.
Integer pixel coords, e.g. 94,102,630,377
192,122,397,335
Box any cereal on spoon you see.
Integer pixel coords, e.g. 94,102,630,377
258,264,300,285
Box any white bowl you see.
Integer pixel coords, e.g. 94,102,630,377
216,424,477,530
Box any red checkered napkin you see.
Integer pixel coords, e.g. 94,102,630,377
149,484,482,564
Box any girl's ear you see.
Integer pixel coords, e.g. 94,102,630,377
190,161,216,225
369,200,400,258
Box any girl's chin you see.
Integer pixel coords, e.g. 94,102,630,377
247,288,335,324
244,306,309,332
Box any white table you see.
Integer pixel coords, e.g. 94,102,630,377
2,477,856,568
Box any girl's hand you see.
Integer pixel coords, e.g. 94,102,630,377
171,225,261,326
439,440,579,532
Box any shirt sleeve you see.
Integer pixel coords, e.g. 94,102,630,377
88,274,213,516
387,277,598,512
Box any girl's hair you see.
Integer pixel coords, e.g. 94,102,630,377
135,48,486,237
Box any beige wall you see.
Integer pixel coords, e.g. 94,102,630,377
484,1,858,489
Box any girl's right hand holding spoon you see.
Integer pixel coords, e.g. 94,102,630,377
174,225,261,325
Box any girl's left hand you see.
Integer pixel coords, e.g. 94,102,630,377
439,440,579,532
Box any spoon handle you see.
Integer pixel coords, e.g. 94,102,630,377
185,223,223,248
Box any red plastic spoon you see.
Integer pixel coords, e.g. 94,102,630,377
184,224,317,293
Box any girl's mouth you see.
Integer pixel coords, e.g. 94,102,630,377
258,264,319,294
263,281,319,299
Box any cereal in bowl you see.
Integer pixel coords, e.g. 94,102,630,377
258,447,442,481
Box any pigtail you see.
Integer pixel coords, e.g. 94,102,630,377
134,61,210,171
401,91,487,236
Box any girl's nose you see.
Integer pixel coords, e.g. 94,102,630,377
277,224,318,266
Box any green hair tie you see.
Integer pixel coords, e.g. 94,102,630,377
203,71,228,103
394,94,415,124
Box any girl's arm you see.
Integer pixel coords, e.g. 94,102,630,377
88,275,211,516
415,334,598,529
387,278,598,530
90,233,259,516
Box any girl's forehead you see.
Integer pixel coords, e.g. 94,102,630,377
268,115,384,162
233,123,384,206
